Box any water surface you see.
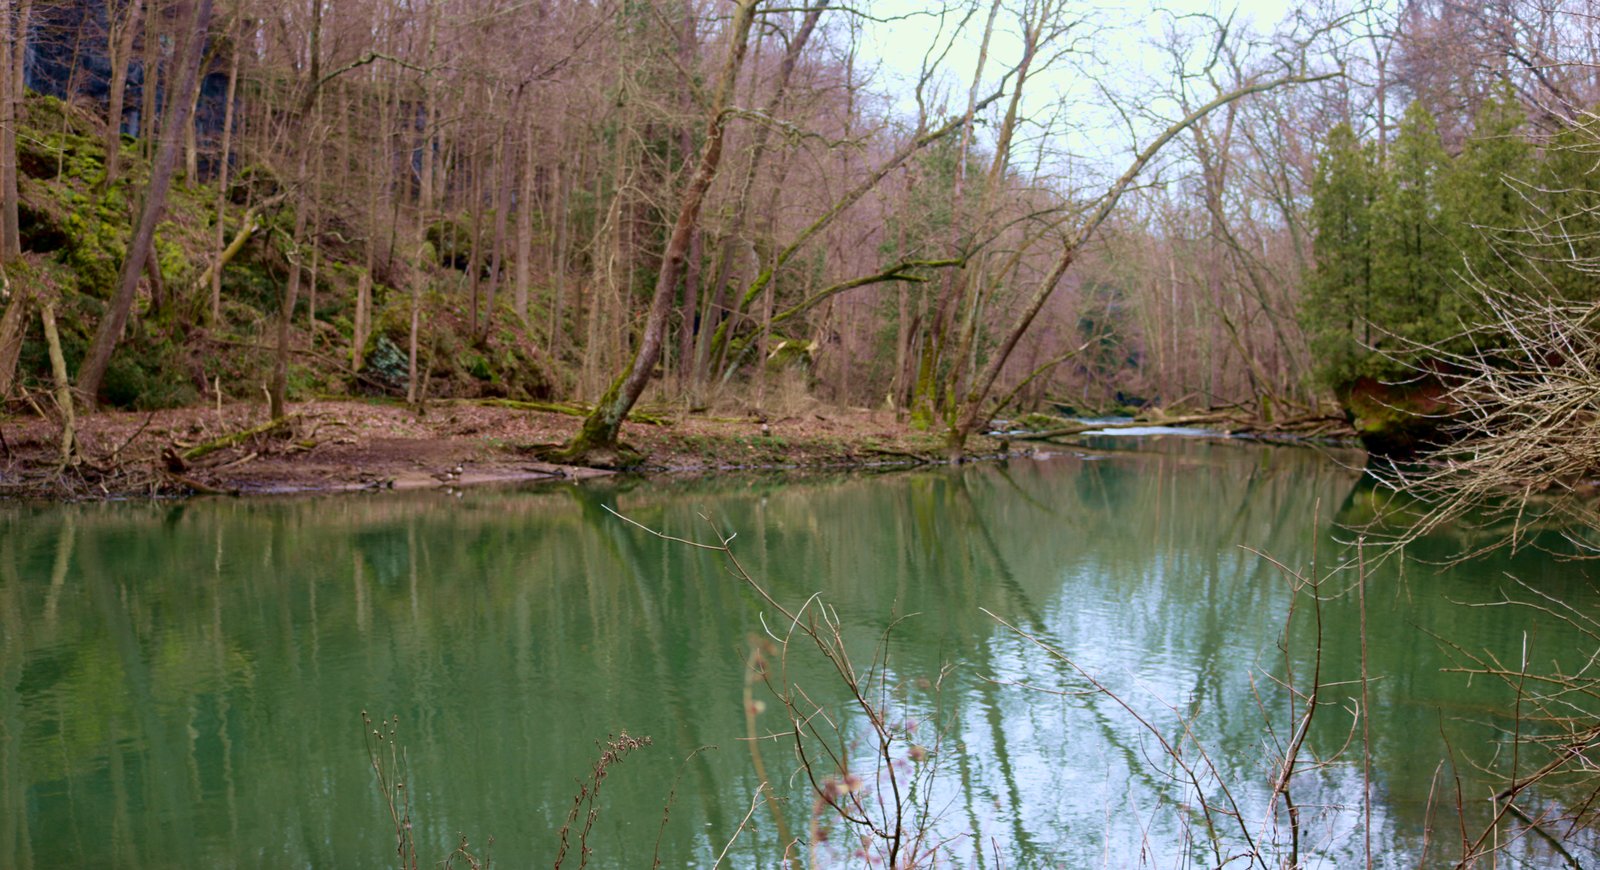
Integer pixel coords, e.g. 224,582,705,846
2,438,1595,867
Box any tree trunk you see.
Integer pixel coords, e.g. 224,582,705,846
0,272,28,397
353,269,370,371
689,0,827,402
513,110,534,324
183,46,204,184
182,17,222,188
466,138,484,334
563,0,759,462
550,155,570,359
76,0,215,406
0,0,24,261
483,124,510,339
408,8,438,405
269,0,325,419
209,20,238,324
911,0,1001,427
673,3,700,393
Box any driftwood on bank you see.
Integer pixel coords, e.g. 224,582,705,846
179,415,294,462
158,468,238,496
1230,414,1352,438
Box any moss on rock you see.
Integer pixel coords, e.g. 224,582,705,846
1341,376,1453,458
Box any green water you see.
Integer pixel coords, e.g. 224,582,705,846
2,439,1596,867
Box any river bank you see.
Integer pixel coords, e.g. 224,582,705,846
0,398,1017,500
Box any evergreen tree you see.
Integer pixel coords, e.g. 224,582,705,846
1370,101,1458,352
1444,85,1534,304
1302,122,1378,387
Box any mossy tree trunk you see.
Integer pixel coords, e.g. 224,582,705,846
562,0,760,463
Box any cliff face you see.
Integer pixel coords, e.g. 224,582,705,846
25,1,231,140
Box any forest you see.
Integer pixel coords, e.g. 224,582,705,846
0,0,1593,463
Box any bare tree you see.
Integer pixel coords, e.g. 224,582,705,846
76,0,216,407
936,16,1341,455
101,0,145,192
560,0,762,464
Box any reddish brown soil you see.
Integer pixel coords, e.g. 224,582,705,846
0,399,999,500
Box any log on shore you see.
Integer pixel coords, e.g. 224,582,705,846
179,415,294,461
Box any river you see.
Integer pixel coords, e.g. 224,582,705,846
2,437,1595,867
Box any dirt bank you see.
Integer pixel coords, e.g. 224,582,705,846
0,399,1005,500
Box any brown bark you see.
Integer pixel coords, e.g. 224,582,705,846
483,125,511,338
138,0,158,160
408,6,438,404
76,0,215,406
467,138,484,333
674,5,700,391
911,0,1001,425
689,0,827,400
269,183,308,419
550,155,570,358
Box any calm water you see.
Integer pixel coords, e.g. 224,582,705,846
2,438,1597,867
